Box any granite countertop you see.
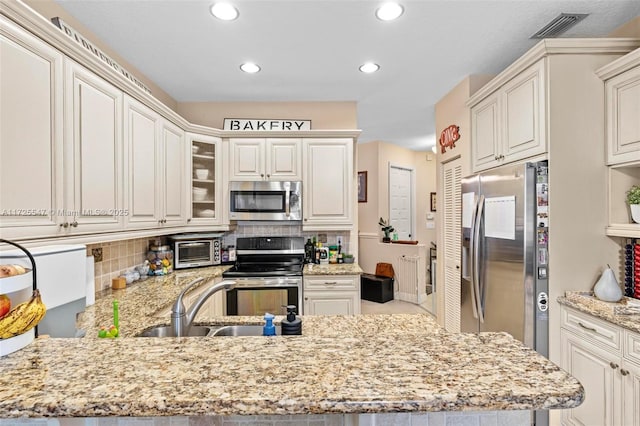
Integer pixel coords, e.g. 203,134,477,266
0,268,584,418
558,291,640,334
303,263,364,275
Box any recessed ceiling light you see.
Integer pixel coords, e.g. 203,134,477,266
376,2,404,21
240,62,261,73
210,2,239,21
359,62,380,73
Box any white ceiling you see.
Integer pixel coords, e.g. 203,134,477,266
53,0,640,151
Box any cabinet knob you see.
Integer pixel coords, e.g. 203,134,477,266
621,369,629,376
267,174,271,178
610,362,619,369
304,297,308,301
260,174,264,178
71,221,78,227
60,222,69,228
304,218,308,222
187,218,192,222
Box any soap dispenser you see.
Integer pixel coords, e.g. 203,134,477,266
263,312,276,336
281,305,302,335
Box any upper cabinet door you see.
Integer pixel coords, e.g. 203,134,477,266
303,138,353,229
124,95,161,228
161,120,186,226
0,18,64,240
501,58,546,163
229,138,264,180
606,64,640,165
266,138,302,180
64,60,124,233
471,93,501,171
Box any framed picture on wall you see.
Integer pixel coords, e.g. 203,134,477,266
430,192,437,212
358,171,367,203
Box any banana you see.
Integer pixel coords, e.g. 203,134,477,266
0,289,46,339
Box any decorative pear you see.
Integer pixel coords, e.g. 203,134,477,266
593,266,623,302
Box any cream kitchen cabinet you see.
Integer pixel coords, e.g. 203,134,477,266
598,50,640,238
302,138,354,230
124,95,187,229
598,48,640,166
188,133,224,225
560,305,640,426
303,275,360,315
229,138,302,181
470,58,546,172
0,17,64,240
62,59,124,234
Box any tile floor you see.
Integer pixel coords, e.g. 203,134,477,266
360,298,432,315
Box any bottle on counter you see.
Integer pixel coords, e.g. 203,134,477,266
281,305,302,335
304,238,314,264
263,312,276,336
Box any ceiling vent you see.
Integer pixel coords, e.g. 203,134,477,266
530,13,589,39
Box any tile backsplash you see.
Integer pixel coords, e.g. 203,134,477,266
86,237,154,293
86,227,352,297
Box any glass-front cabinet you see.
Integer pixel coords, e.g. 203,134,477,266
187,133,222,225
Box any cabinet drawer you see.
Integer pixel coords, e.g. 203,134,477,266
561,307,622,353
625,330,640,366
304,275,358,291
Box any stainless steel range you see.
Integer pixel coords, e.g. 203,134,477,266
222,236,304,316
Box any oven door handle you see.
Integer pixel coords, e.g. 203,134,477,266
231,278,301,288
285,187,291,218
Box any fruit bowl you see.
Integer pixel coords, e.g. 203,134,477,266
0,327,34,356
0,269,32,294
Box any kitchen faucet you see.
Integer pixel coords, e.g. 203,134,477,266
171,278,236,337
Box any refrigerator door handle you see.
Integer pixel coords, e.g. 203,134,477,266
468,196,479,320
473,194,485,323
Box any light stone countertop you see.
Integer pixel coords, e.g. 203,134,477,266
0,268,584,418
303,263,364,275
557,291,640,334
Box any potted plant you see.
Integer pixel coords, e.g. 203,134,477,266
379,217,395,243
627,185,640,223
342,253,355,264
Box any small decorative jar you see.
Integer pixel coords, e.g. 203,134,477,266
147,245,173,275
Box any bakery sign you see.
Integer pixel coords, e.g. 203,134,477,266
51,17,152,95
223,119,311,131
439,124,460,153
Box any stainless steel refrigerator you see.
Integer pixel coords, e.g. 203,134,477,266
461,160,549,355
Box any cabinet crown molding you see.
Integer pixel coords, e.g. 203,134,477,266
467,38,640,107
596,47,640,80
1,1,362,140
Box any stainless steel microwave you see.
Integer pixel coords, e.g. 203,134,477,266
169,233,222,269
229,181,302,221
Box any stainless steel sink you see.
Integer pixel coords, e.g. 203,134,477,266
137,325,214,337
211,325,282,336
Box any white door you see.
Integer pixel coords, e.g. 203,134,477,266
442,158,462,332
389,165,413,240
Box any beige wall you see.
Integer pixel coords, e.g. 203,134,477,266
177,101,358,130
356,140,437,278
23,0,178,110
608,16,640,37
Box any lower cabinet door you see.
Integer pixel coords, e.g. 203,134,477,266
561,329,623,426
304,291,359,315
623,360,640,426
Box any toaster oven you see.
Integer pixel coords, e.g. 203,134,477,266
169,233,222,269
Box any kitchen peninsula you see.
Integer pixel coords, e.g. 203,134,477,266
0,267,583,425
